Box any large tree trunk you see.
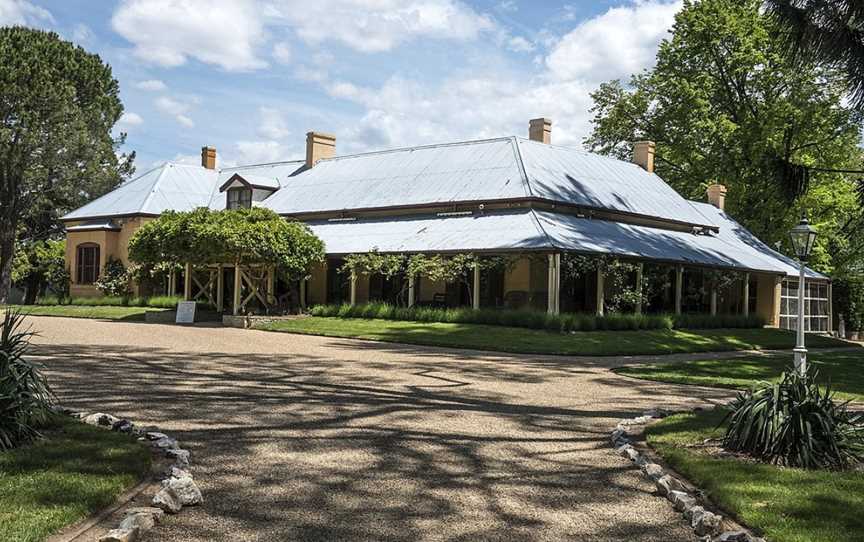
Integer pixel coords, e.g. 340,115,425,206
0,226,15,305
23,273,40,305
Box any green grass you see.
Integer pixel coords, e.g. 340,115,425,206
257,316,850,356
616,350,864,401
646,408,864,542
0,416,151,542
7,304,166,321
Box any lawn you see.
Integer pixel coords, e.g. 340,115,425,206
257,316,849,356
646,409,864,542
7,304,166,321
616,350,864,401
0,415,151,542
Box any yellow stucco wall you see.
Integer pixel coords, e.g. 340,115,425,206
755,272,782,327
65,217,151,297
307,261,328,305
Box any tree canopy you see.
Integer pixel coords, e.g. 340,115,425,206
584,0,863,275
128,208,326,279
0,27,134,302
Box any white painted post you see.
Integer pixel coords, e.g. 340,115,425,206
266,266,275,307
168,270,176,296
675,265,684,315
710,288,718,316
743,272,750,316
554,253,561,314
635,263,643,315
233,264,242,315
184,263,192,301
472,263,480,310
216,264,224,313
828,281,834,334
596,267,605,316
349,272,357,306
407,275,415,308
547,254,560,315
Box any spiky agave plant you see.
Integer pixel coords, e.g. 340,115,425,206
0,308,55,450
723,367,864,469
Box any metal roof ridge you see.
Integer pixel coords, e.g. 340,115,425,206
510,137,533,198
138,162,174,215
220,159,305,172
527,208,558,250
313,136,515,163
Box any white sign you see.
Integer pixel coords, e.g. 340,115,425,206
175,301,197,324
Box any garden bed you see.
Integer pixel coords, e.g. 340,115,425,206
645,408,864,542
0,415,151,542
256,316,849,356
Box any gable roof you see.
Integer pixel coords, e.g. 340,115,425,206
218,172,281,192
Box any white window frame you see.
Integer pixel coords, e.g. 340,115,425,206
779,279,829,333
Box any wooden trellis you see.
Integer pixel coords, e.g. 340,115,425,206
232,264,275,315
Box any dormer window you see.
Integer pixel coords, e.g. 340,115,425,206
227,187,252,209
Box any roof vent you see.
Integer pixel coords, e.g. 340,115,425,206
529,118,552,144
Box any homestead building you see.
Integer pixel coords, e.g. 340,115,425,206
61,119,831,332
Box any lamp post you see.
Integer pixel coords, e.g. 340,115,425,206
789,214,818,375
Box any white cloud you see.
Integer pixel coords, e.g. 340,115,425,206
272,41,291,64
498,1,517,12
176,114,195,128
257,107,290,140
235,140,290,164
71,23,94,44
112,0,266,70
507,36,534,53
135,79,167,91
265,0,495,53
118,112,144,127
546,0,681,84
0,0,53,26
155,96,196,128
316,1,679,153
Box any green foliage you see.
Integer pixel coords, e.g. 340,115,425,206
723,368,864,469
129,208,325,280
310,302,675,331
673,313,765,329
0,27,134,303
561,254,644,312
144,295,184,309
834,276,864,332
11,239,68,303
0,309,54,450
584,0,863,275
93,257,129,298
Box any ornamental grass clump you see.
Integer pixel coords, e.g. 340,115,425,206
0,309,55,450
723,367,864,470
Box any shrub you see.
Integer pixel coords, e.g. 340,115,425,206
145,295,184,309
673,313,765,329
94,257,130,298
723,368,864,470
0,309,55,450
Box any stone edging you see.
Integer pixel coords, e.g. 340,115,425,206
611,409,765,542
52,406,203,542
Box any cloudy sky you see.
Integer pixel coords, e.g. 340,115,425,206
0,0,682,171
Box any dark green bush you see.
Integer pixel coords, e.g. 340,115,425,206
0,309,55,450
723,368,864,470
673,313,765,329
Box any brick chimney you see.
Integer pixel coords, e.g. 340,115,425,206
706,183,727,211
528,118,552,144
305,131,336,168
201,146,216,170
632,141,655,173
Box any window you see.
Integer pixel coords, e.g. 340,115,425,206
76,244,100,284
779,279,830,333
227,187,252,209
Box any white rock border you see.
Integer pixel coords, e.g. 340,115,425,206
611,409,765,542
52,406,203,542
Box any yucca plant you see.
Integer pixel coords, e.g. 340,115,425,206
0,309,55,450
723,367,864,469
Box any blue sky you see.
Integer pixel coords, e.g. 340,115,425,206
1,0,682,172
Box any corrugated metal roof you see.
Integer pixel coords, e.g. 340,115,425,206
516,139,716,227
311,208,821,278
62,163,218,220
263,138,526,214
307,209,549,254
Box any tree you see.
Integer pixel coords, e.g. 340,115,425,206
0,27,134,303
584,0,863,274
11,239,66,304
765,0,864,110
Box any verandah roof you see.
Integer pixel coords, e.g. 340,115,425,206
307,208,824,279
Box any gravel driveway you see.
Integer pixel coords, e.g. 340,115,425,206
31,316,730,542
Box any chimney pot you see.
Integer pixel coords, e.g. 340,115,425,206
706,183,728,211
305,131,336,168
528,118,552,144
632,141,655,173
201,146,217,170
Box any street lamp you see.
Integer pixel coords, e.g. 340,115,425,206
789,214,818,375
